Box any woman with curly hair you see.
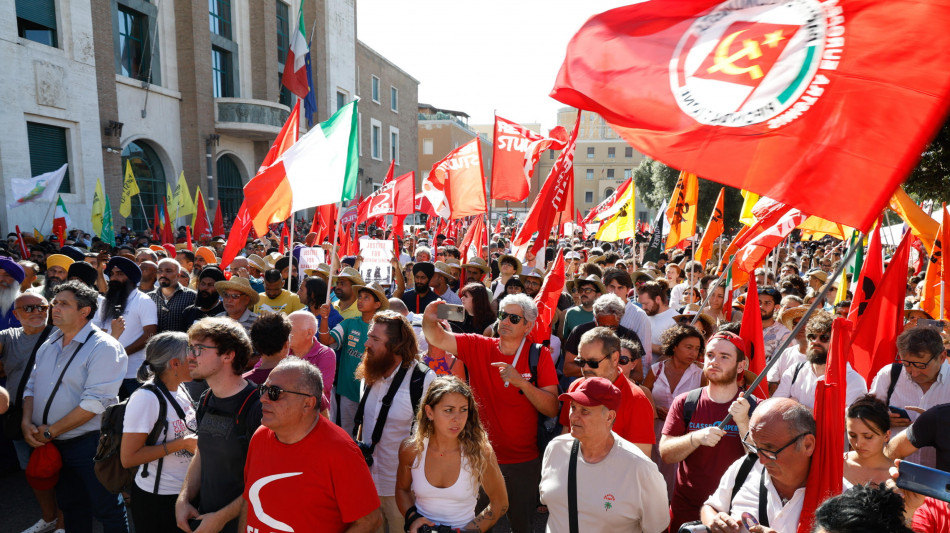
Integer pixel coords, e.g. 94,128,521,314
396,376,508,533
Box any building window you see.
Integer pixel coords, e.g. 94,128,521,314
26,122,70,194
604,188,615,199
371,119,381,160
585,191,593,203
371,76,380,103
276,1,290,64
16,0,57,47
586,147,594,159
117,6,151,82
625,146,633,158
390,86,398,112
337,91,347,111
121,140,166,230
211,47,233,97
607,147,615,159
217,155,244,221
423,138,433,155
606,169,614,179
209,0,232,39
278,74,292,106
624,168,632,179
585,169,594,180
549,149,556,160
390,127,400,164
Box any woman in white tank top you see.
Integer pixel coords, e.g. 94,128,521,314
396,376,507,532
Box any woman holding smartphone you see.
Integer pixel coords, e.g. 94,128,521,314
396,377,508,533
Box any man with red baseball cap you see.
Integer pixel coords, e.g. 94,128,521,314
540,377,669,533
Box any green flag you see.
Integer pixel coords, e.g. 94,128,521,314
101,194,115,246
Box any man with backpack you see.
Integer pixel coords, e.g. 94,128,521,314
21,281,129,533
353,311,434,532
659,331,757,531
422,295,558,533
175,317,262,533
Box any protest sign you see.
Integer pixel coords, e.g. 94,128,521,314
297,246,325,279
359,239,393,285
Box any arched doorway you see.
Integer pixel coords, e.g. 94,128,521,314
216,154,244,222
604,187,615,199
121,140,166,233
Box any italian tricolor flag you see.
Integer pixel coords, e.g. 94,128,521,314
281,0,309,98
242,100,359,235
53,195,70,243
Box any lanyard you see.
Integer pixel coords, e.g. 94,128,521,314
503,336,528,388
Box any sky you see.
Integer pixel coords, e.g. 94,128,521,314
356,1,634,133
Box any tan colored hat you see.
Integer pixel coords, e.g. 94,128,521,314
332,266,364,285
807,269,829,283
265,252,283,269
778,305,808,329
433,261,458,281
304,263,331,280
631,270,655,283
588,255,606,265
45,254,74,272
215,276,260,305
357,282,390,311
576,275,606,294
461,257,490,274
673,303,716,333
498,254,523,275
247,254,268,273
522,267,546,280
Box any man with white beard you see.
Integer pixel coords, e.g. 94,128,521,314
0,257,24,331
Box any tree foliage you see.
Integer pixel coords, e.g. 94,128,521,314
904,119,950,205
633,158,744,231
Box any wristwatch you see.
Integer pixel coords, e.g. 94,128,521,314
43,429,52,441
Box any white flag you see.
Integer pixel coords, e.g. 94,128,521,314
8,164,68,209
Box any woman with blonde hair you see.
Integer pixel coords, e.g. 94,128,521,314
396,376,507,533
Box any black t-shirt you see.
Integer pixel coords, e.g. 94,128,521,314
556,293,574,312
194,381,263,533
181,302,225,331
907,403,950,472
401,288,439,313
563,321,643,357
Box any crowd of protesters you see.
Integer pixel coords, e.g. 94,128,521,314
0,221,947,533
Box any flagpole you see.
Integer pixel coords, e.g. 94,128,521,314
717,234,865,429
287,215,295,291
326,202,344,305
40,197,58,236
137,196,152,233
689,253,738,328
689,234,696,305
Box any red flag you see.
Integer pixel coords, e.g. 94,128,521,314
422,138,487,219
357,172,415,223
460,215,486,263
797,318,849,533
910,235,925,276
186,226,193,251
851,230,912,385
550,1,950,232
696,188,725,267
530,250,565,344
279,224,290,255
193,189,212,242
212,201,225,237
151,205,161,242
340,198,360,226
734,206,809,273
162,199,174,244
739,275,769,399
848,221,883,323
220,204,252,269
392,214,406,257
415,192,436,218
15,226,28,259
490,116,569,202
382,160,395,185
512,111,580,258
494,218,502,235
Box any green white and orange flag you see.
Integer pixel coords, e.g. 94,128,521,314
242,100,359,235
665,170,698,248
52,195,70,243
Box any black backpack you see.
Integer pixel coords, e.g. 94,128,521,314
682,387,759,430
93,382,188,494
527,343,563,454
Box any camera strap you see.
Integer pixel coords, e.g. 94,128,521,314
353,364,410,455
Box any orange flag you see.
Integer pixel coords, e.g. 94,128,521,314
920,205,949,318
422,138,487,220
665,170,698,249
695,188,725,268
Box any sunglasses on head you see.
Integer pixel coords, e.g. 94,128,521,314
806,333,831,343
498,311,525,324
258,384,314,402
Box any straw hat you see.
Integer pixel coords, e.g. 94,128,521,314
247,254,268,273
575,275,606,294
522,267,546,280
461,257,490,274
498,254,523,275
631,270,655,284
673,303,716,333
588,255,606,265
265,252,283,269
332,266,364,285
357,282,390,311
215,276,260,305
778,305,809,329
304,263,331,280
433,261,458,281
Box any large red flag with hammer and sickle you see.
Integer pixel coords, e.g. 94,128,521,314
551,0,950,232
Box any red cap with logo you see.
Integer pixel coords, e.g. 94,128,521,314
558,377,621,411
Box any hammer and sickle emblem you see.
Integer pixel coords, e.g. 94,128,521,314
707,29,764,81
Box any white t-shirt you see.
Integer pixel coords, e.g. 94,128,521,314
123,383,197,495
767,344,805,383
773,362,868,410
95,289,158,379
648,308,678,357
704,454,807,533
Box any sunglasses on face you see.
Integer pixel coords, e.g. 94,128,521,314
619,355,639,365
573,354,609,369
258,384,314,402
498,311,525,324
18,304,49,313
806,333,831,343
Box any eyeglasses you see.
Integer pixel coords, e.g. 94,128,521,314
574,354,610,369
188,344,219,358
258,384,314,402
897,354,938,370
18,304,49,313
498,311,525,324
579,287,598,294
221,292,244,300
742,431,812,461
806,333,831,343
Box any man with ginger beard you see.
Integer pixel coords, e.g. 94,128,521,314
182,265,226,330
354,311,434,532
94,256,157,398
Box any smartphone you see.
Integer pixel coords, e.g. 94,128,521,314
897,461,950,503
918,319,946,329
889,406,911,419
741,512,759,530
437,303,465,322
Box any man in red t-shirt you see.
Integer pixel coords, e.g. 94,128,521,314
659,331,756,532
239,357,382,533
422,296,559,533
558,327,655,456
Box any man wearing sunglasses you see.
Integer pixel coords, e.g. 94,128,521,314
871,326,950,469
239,357,382,533
701,398,816,533
561,276,603,339
557,327,655,457
422,296,558,533
774,311,867,410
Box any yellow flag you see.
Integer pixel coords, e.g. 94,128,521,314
33,228,44,242
166,182,177,221
665,170,698,248
176,172,196,219
595,185,635,242
738,190,759,226
119,160,140,217
890,187,939,251
920,207,947,318
91,178,105,235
